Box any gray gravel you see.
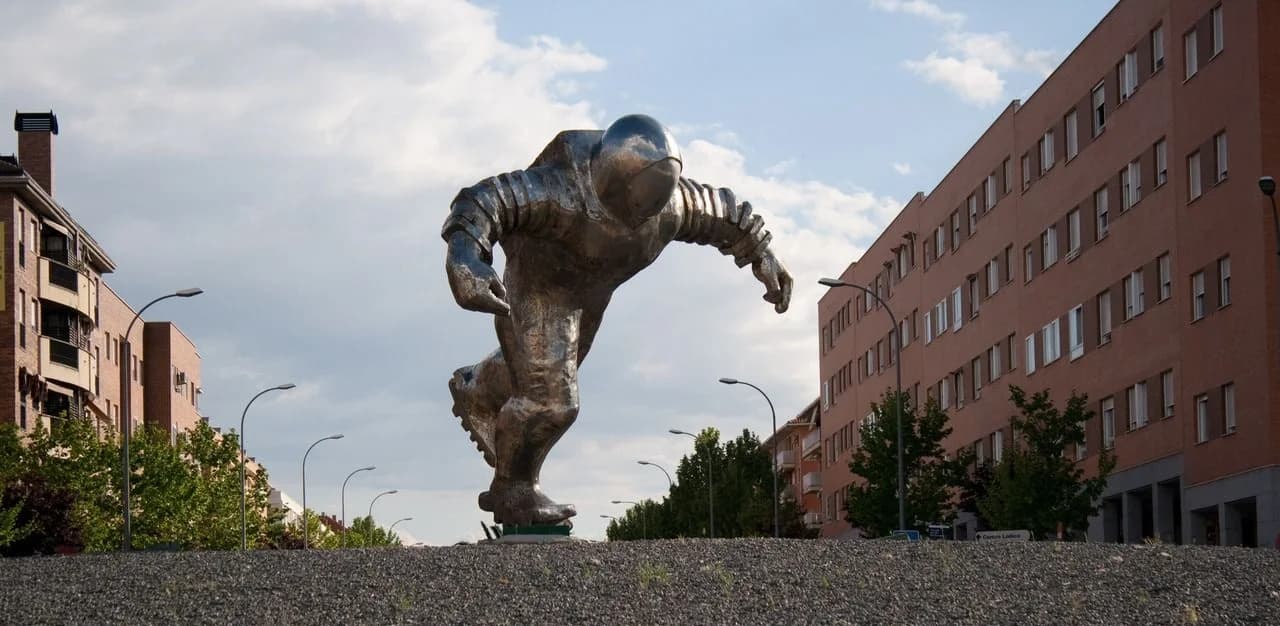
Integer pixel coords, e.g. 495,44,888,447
1,539,1277,625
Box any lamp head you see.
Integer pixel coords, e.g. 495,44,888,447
718,377,738,385
175,288,203,297
362,466,376,472
276,383,297,390
386,489,399,495
818,277,844,288
329,434,345,440
668,429,684,435
637,460,650,466
1260,176,1276,197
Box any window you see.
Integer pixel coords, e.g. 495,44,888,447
1218,257,1231,307
1152,25,1165,71
1003,157,1012,193
1158,254,1172,301
1192,271,1206,321
897,246,909,279
935,299,949,333
1128,382,1148,430
1095,187,1109,239
1068,305,1084,359
899,318,911,347
1155,139,1168,186
1021,155,1031,190
865,348,875,377
1007,333,1017,371
1211,5,1224,56
1161,370,1175,418
1102,397,1116,449
1024,246,1034,283
1098,291,1113,343
987,259,999,297
1123,161,1142,209
993,430,1004,463
133,355,139,381
941,378,950,410
975,439,984,464
1068,209,1081,254
1065,110,1079,160
985,175,996,210
1040,131,1055,173
1223,383,1236,434
935,224,946,258
1185,30,1198,79
1188,152,1202,200
1025,335,1037,375
955,370,965,406
1002,245,1012,284
1042,319,1061,364
969,276,980,318
1120,51,1138,100
1076,423,1088,460
1214,132,1228,182
989,345,1001,381
1042,226,1058,267
971,358,981,400
925,310,934,343
17,289,25,349
951,212,961,251
1195,394,1209,443
968,194,978,232
1124,270,1145,319
1092,82,1106,135
951,287,963,330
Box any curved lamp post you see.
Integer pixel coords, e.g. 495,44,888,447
239,383,296,550
819,276,906,532
719,377,780,538
670,429,714,539
637,460,673,488
366,489,398,545
301,433,343,549
388,517,413,540
1260,177,1280,372
340,466,375,548
119,287,202,551
611,499,646,540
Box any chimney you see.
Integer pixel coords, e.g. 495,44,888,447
14,111,58,196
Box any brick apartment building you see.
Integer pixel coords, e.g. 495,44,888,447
817,0,1280,545
1,111,204,439
762,399,823,530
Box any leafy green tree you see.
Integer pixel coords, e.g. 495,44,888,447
343,515,401,548
845,391,972,537
977,386,1116,539
21,416,119,552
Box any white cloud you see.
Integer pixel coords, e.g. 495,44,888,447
764,158,797,177
869,0,965,29
892,162,912,175
904,53,1006,106
942,31,1057,76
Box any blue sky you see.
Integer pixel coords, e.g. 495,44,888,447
2,0,1117,544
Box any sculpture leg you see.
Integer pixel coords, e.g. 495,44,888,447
449,349,512,468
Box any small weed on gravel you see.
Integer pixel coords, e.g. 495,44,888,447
637,562,671,589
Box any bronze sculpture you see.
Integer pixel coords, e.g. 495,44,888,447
443,114,793,527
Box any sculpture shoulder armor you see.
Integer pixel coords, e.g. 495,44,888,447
530,130,604,170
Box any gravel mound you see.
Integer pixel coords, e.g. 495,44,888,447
1,539,1277,625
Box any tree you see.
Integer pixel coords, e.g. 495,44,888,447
977,386,1116,539
845,391,971,537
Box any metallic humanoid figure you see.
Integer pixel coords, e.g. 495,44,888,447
443,114,793,527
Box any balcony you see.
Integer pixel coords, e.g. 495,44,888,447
776,448,796,471
802,429,821,459
39,257,96,320
802,471,822,494
40,336,95,393
803,511,822,528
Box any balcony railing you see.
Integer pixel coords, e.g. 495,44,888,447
776,448,796,470
47,260,79,292
46,338,80,369
802,471,822,494
802,429,821,458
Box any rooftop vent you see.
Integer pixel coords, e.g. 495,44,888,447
14,111,58,134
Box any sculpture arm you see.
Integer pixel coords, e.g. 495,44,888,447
670,177,773,268
669,177,792,313
441,167,572,264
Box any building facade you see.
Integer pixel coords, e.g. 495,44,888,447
1,111,203,438
817,0,1280,546
762,399,824,530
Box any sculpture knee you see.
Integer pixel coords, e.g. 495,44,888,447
504,390,578,429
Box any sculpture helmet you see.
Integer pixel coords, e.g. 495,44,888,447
590,114,683,227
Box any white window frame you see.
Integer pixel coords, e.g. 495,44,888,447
1156,139,1168,186
993,430,1004,463
987,259,999,297
1158,254,1172,301
989,345,1001,381
1065,110,1079,160
1120,50,1138,100
1092,82,1106,135
822,380,831,410
1192,271,1206,321
1024,246,1034,283
1196,395,1209,443
985,175,996,210
1223,383,1236,434
1099,291,1113,343
1102,397,1116,449
951,287,963,330
1025,335,1037,375
1076,423,1088,460
968,195,978,232
1185,30,1199,79
1189,151,1202,200
950,212,961,251
1162,370,1175,418
1095,187,1109,239
969,276,980,318
1211,5,1224,56
899,318,910,347
1152,25,1165,71
1218,257,1231,307
1125,270,1145,319
940,377,950,410
1040,131,1055,173
1128,382,1148,430
1215,132,1228,182
1042,319,1061,364
1068,209,1081,254
1042,226,1058,267
1123,160,1142,209
1068,305,1084,360
925,310,934,343
935,224,945,258
936,299,949,333
1021,154,1031,190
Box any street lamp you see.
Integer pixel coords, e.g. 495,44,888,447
670,429,714,539
340,466,375,548
611,499,646,540
720,377,780,538
301,434,343,549
367,489,399,545
1260,177,1280,369
239,383,296,550
119,287,202,551
637,460,673,488
819,277,906,533
388,517,413,539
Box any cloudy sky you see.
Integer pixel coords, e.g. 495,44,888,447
2,0,1116,544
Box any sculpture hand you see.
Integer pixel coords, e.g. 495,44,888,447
752,249,793,314
446,237,511,316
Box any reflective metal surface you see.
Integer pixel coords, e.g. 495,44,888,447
442,114,792,527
